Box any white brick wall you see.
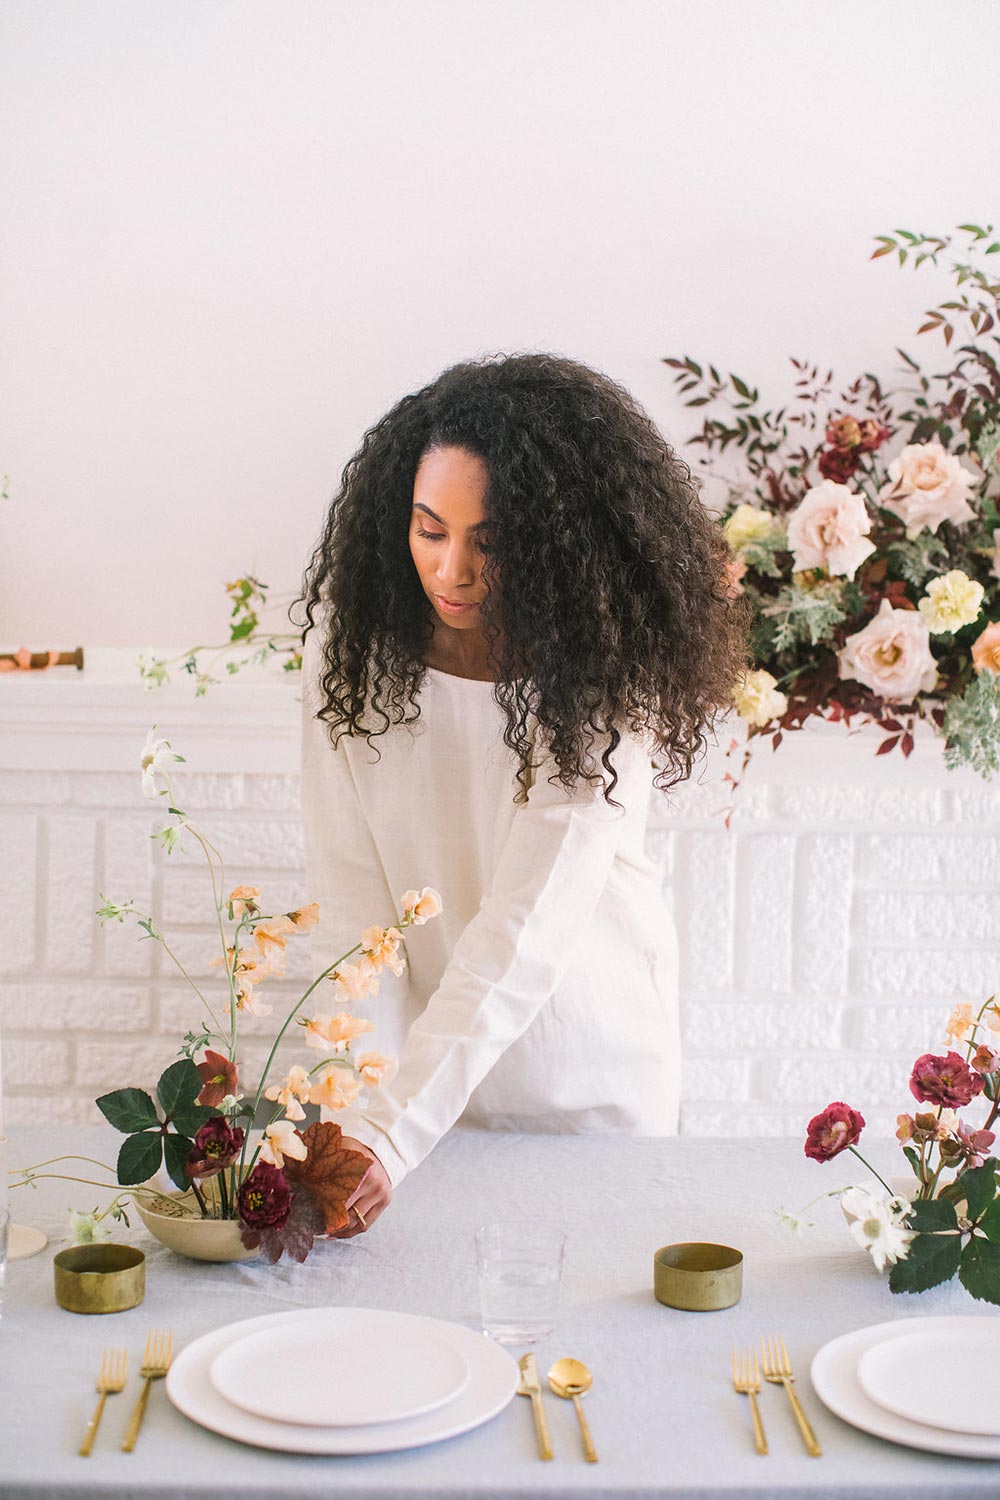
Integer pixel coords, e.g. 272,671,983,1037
0,668,995,1141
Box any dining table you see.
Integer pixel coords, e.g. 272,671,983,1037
1,1122,995,1499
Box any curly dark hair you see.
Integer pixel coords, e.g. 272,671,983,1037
295,351,751,807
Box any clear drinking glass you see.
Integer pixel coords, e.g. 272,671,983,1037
474,1221,566,1345
0,1208,9,1320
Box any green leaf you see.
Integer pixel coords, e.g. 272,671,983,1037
889,1231,962,1294
959,1159,999,1222
171,1102,217,1136
116,1130,163,1186
163,1133,194,1191
959,1237,1000,1304
902,1145,922,1176
978,1199,1000,1242
906,1197,959,1233
95,1087,159,1134
156,1058,203,1122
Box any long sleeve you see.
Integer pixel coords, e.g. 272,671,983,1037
299,627,401,987
344,725,653,1187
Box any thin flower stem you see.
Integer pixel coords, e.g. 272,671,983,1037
157,935,228,1035
847,1144,894,1196
10,1154,120,1177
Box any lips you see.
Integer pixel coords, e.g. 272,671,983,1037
435,595,479,609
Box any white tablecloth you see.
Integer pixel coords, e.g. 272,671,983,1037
1,1124,996,1498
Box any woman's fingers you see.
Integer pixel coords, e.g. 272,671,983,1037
332,1195,389,1238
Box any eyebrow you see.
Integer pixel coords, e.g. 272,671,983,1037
412,502,490,531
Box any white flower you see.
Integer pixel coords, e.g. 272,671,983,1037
840,1186,915,1273
878,439,977,536
917,569,985,635
732,668,788,728
140,726,185,799
68,1209,111,1245
838,598,939,702
785,481,876,580
775,1206,813,1235
258,1120,308,1170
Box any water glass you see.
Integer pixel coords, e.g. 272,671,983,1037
474,1221,566,1345
0,1208,9,1320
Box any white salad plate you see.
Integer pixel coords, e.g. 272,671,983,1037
811,1315,1000,1460
167,1307,519,1454
857,1321,1000,1437
210,1308,471,1428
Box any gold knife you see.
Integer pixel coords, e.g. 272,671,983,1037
517,1353,554,1460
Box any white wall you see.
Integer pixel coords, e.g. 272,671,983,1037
2,0,996,647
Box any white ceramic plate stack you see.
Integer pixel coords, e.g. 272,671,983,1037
166,1306,519,1454
811,1315,1000,1458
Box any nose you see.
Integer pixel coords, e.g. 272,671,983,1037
436,540,480,589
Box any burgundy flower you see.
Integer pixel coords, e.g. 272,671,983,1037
196,1049,239,1108
858,419,891,453
818,446,862,483
804,1101,865,1162
956,1119,996,1169
971,1044,1000,1076
237,1162,292,1229
909,1051,984,1109
186,1117,245,1179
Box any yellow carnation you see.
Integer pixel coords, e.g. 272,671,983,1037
917,569,984,635
732,669,788,728
723,503,778,551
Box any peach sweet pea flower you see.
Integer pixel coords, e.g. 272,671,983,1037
944,1002,977,1046
972,621,1000,675
785,480,876,580
258,1119,308,1169
286,902,320,932
330,960,381,1001
356,1052,398,1088
838,598,938,702
309,1066,362,1112
228,885,261,919
878,439,977,536
360,924,406,978
253,920,293,976
264,1065,312,1122
302,1011,375,1053
400,887,444,925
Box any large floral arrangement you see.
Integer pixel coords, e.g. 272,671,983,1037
13,728,442,1264
664,223,1000,785
788,994,1000,1304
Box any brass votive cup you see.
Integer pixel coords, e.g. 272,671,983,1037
53,1244,146,1314
653,1241,743,1311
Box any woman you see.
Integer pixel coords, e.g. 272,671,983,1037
296,352,750,1236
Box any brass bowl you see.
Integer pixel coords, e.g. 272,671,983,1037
653,1241,743,1311
53,1243,146,1314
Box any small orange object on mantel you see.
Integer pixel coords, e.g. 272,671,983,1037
0,647,84,672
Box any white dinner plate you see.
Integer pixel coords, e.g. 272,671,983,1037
210,1309,471,1428
811,1316,1000,1460
858,1323,1000,1436
167,1307,519,1454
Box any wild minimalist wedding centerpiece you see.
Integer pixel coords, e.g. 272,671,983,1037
13,728,442,1264
786,995,1000,1305
664,222,1000,790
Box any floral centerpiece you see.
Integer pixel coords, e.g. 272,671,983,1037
788,995,1000,1303
13,727,442,1264
663,223,1000,793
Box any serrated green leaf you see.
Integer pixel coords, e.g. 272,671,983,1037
156,1057,203,1122
96,1087,159,1134
959,1237,1000,1304
171,1102,217,1136
978,1199,1000,1242
905,1196,959,1233
959,1159,999,1222
163,1132,194,1191
889,1231,962,1293
117,1130,163,1186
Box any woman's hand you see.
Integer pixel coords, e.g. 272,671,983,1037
332,1137,392,1238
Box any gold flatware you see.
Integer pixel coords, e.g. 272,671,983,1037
79,1347,128,1456
760,1333,822,1457
517,1353,554,1460
547,1356,598,1463
732,1347,768,1455
121,1329,173,1452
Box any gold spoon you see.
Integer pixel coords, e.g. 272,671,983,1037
547,1357,598,1462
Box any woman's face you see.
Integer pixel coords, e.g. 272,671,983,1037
409,445,491,631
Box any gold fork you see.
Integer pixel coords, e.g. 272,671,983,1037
79,1347,128,1456
732,1347,768,1455
760,1334,822,1457
121,1329,173,1452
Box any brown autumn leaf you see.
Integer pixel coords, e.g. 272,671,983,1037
283,1121,371,1234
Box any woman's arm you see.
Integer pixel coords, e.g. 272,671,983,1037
344,723,654,1188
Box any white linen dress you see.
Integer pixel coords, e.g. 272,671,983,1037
299,628,680,1188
